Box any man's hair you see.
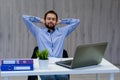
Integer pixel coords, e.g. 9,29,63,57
44,10,58,21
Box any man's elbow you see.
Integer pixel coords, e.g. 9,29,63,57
77,19,80,22
22,15,27,19
76,19,80,24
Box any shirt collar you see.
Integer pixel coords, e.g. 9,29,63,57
43,27,57,33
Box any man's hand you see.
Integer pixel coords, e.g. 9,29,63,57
40,19,45,24
56,20,61,25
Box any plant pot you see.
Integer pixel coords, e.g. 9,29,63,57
38,59,48,69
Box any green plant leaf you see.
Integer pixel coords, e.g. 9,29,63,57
36,49,49,60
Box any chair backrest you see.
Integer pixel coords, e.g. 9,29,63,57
31,46,38,58
63,49,68,58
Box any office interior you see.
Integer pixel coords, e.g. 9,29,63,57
0,0,120,80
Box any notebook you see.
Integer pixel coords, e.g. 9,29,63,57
55,42,108,69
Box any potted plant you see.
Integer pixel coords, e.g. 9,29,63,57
36,49,49,69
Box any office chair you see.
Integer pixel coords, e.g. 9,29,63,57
28,46,69,80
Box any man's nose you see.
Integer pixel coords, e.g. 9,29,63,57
49,19,53,22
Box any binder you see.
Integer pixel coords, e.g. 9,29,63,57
1,59,34,71
1,59,33,65
1,64,33,71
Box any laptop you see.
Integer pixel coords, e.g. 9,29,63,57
55,42,108,69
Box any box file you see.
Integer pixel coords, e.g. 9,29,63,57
1,59,33,65
1,64,33,71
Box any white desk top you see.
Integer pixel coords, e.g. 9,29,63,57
1,58,120,77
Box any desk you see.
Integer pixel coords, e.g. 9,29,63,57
1,58,120,80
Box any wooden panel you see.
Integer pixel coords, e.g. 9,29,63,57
0,0,120,64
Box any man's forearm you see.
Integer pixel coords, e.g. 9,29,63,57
61,18,80,25
22,15,41,23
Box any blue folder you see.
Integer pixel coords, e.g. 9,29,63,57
1,64,33,71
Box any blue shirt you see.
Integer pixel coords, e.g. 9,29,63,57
22,15,80,58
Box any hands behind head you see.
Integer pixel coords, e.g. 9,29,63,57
40,19,45,24
56,20,61,25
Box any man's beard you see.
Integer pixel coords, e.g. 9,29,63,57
45,23,55,31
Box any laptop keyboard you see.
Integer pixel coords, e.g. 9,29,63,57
60,60,73,66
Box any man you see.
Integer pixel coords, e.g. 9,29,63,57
22,10,80,80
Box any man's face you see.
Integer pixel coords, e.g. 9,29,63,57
45,13,57,30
